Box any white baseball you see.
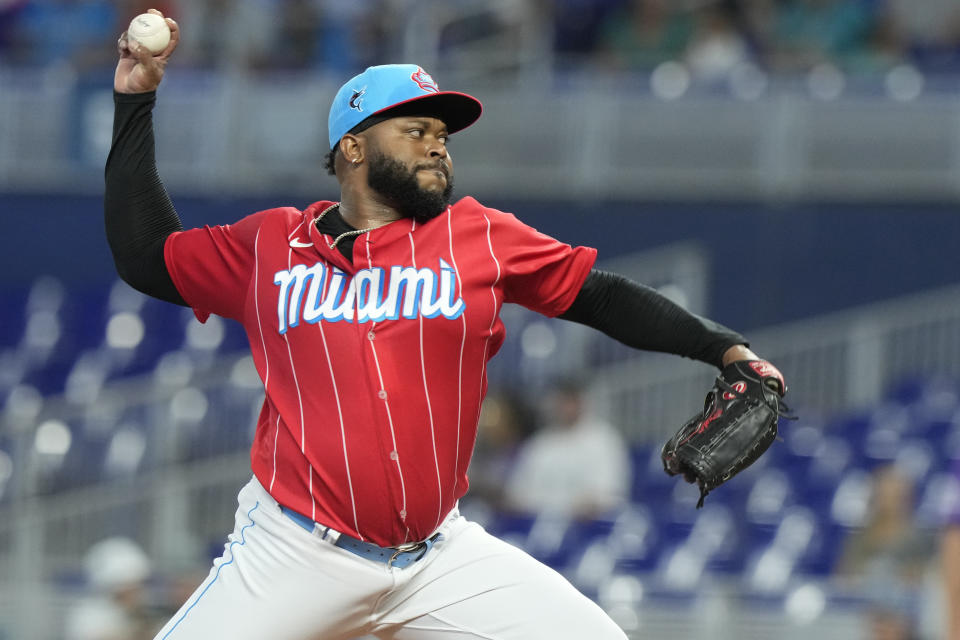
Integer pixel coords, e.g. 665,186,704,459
127,13,171,54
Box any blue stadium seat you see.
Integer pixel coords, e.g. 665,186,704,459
100,424,148,481
525,514,577,568
884,376,928,406
828,468,872,528
178,385,258,460
893,438,938,485
915,470,960,527
738,506,825,593
638,444,675,492
829,411,872,451
0,287,28,349
915,417,956,451
784,435,851,484
628,444,655,502
740,521,780,559
55,429,109,491
797,521,847,577
862,425,904,465
69,287,111,354
561,516,618,553
606,505,660,575
485,511,537,546
683,504,741,575
744,468,794,525
906,380,959,428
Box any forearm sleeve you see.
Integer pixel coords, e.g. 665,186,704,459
104,90,187,305
559,269,747,369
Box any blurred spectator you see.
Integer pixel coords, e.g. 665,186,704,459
1,0,955,79
465,390,536,512
684,4,752,81
63,536,163,640
5,0,117,70
172,0,390,73
885,0,960,73
271,0,324,70
885,0,960,50
173,0,275,71
504,377,630,519
942,460,960,640
596,0,696,72
436,4,527,75
592,0,908,77
319,0,392,72
835,463,935,640
765,0,877,72
550,0,620,60
118,0,179,22
0,0,27,59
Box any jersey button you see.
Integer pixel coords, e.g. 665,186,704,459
378,390,387,400
389,451,398,461
400,510,407,520
367,331,376,341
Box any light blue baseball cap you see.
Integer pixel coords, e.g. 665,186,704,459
328,64,482,150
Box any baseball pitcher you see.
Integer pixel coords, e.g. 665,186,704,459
106,10,788,640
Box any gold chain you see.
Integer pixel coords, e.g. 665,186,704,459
314,203,375,249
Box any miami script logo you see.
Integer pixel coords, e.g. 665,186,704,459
273,259,465,333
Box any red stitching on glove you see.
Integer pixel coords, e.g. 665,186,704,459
677,406,723,448
698,407,723,433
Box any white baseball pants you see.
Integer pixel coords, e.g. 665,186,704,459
154,476,627,640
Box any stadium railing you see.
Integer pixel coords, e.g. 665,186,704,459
3,67,960,202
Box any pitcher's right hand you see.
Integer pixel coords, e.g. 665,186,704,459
114,9,179,94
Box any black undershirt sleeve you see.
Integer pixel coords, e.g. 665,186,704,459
559,269,747,369
104,90,187,306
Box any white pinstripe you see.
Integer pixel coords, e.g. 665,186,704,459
263,219,306,493
270,414,280,492
444,208,467,498
315,279,363,539
281,234,317,515
308,208,330,526
477,214,502,427
283,247,307,452
364,235,410,541
406,231,444,530
252,229,279,492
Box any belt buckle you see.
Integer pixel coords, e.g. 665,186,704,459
388,541,425,568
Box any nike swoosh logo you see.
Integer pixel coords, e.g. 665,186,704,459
289,239,313,248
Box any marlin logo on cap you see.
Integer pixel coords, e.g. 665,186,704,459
328,64,481,150
410,68,439,93
349,88,366,112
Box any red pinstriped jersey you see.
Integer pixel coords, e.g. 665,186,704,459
164,196,596,546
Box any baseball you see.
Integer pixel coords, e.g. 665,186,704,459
127,13,170,54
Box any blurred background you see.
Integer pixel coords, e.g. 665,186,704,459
2,0,960,638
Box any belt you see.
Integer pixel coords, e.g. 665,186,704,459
280,506,442,569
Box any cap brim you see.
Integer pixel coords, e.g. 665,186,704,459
370,91,483,136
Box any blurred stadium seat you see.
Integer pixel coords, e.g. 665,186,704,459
472,374,960,603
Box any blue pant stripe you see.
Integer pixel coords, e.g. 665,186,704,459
161,501,261,639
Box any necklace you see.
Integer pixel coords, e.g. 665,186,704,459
314,203,376,249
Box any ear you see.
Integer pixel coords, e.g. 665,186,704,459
339,135,363,166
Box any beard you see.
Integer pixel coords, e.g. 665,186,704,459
366,150,454,224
